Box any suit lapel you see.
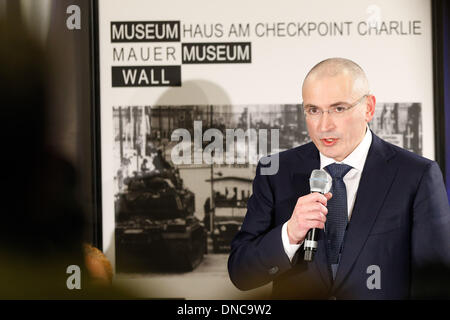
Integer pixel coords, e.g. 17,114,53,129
292,142,321,195
314,229,333,289
332,134,398,291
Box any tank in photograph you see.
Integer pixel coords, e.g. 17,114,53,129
115,170,206,272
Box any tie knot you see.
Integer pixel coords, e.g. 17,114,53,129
325,163,352,179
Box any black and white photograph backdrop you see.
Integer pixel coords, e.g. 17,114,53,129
96,0,434,298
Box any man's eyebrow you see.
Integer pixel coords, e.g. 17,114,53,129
303,101,350,108
330,101,350,107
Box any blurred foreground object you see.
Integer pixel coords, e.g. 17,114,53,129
84,243,113,286
0,16,134,299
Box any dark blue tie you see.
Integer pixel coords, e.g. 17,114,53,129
324,163,352,279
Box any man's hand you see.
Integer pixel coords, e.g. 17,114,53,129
286,192,333,244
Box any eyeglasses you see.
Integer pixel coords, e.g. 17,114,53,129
303,94,369,118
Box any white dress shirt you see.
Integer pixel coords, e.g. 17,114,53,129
282,127,373,262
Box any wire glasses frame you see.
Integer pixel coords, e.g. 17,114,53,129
303,94,369,118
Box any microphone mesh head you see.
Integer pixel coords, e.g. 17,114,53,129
310,169,329,193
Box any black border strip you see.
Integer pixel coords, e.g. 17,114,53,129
432,0,446,177
89,0,103,250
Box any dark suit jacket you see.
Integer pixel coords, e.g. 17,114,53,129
228,133,450,299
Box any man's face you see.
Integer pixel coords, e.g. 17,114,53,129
302,73,375,162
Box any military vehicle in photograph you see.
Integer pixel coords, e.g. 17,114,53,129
212,207,245,253
115,171,206,272
206,176,252,253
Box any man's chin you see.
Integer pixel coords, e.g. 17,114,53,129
312,140,341,159
317,148,342,161
322,151,336,159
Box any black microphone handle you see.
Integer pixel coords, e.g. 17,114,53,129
304,228,319,261
304,191,324,262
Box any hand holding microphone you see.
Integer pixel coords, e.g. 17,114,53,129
286,169,332,261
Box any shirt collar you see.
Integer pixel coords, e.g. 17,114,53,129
319,125,372,172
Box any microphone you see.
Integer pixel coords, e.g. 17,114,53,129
304,169,331,262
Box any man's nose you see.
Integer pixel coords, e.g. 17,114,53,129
318,112,336,132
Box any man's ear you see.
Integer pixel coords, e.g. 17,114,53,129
365,95,376,122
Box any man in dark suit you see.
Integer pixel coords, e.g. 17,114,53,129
228,58,450,299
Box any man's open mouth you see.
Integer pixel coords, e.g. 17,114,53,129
321,138,338,146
